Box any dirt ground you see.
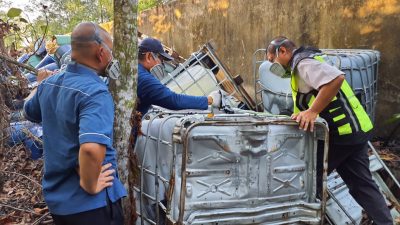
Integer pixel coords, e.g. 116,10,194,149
0,145,52,224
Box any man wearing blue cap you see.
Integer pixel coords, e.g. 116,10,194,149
137,37,221,116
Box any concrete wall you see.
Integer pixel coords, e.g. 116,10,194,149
138,0,400,138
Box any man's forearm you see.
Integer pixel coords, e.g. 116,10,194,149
78,143,106,194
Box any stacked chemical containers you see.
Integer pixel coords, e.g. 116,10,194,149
133,45,398,224
133,43,332,224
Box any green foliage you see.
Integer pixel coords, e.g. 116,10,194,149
9,0,160,39
139,0,161,12
0,7,37,51
6,8,22,18
28,0,114,35
29,0,161,36
19,18,28,23
0,0,162,52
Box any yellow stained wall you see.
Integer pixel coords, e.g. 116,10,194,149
139,0,400,138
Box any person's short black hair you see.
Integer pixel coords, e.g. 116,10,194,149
266,36,296,55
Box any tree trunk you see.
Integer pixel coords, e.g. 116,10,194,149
111,0,138,224
0,35,6,54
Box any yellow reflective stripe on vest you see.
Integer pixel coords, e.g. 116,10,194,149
291,71,300,114
309,95,316,107
340,81,373,132
291,74,316,113
314,55,325,62
333,114,346,122
338,123,352,135
291,54,373,135
329,106,340,113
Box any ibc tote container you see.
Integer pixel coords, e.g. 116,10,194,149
134,111,329,225
322,49,380,122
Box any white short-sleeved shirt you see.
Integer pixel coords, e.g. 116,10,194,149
295,58,344,93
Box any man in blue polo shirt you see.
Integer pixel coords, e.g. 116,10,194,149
23,22,126,225
137,37,222,116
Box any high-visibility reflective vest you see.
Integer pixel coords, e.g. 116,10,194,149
290,47,373,144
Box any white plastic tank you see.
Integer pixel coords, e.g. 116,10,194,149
258,61,293,115
164,64,218,96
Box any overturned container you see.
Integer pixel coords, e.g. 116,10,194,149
134,110,329,225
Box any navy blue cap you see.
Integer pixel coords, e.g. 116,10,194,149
139,37,173,61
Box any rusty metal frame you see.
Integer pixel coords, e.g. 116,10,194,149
155,115,183,224
202,42,257,110
368,141,400,189
252,48,267,112
160,41,256,111
138,112,163,225
136,112,183,225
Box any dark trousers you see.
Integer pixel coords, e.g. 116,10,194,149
51,199,124,225
318,141,393,225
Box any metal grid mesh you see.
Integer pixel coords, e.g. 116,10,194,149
161,42,255,110
252,49,270,113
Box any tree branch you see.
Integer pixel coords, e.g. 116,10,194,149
32,212,51,225
0,53,38,74
1,170,42,187
0,203,41,215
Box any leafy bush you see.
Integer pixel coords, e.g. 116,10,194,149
139,0,160,12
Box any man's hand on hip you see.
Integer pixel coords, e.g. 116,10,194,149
94,163,115,194
76,163,115,194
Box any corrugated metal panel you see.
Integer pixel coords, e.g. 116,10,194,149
134,112,329,225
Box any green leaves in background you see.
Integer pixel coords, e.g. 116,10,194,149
40,25,47,32
19,18,28,23
139,0,161,11
7,8,22,18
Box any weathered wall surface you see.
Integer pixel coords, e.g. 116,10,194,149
139,0,400,138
